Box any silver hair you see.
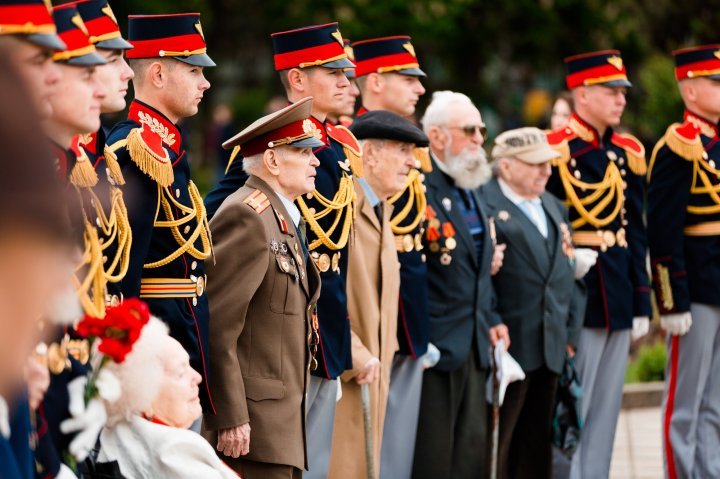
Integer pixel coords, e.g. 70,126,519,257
103,317,169,426
420,90,476,134
241,152,264,176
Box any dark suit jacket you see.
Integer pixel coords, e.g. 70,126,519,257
423,159,501,371
479,178,586,375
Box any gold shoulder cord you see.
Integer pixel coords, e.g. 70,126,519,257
688,157,720,214
84,187,132,283
296,172,356,251
144,180,212,269
72,186,108,318
557,159,624,229
388,169,427,235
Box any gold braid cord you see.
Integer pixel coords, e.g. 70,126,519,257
558,160,624,229
69,154,100,188
144,181,212,269
297,172,355,251
388,169,427,235
688,158,720,215
102,146,126,186
85,187,132,283
74,217,107,318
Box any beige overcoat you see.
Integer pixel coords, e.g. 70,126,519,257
328,180,400,479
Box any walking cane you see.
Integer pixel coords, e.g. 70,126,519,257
490,345,500,479
361,383,376,479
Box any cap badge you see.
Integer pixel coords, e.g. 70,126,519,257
331,30,343,47
72,14,89,35
607,56,623,71
195,21,205,40
403,42,416,58
714,50,720,60
303,119,323,140
102,4,118,24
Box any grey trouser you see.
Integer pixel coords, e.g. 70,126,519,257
380,354,424,479
662,303,720,479
303,376,338,479
569,328,630,479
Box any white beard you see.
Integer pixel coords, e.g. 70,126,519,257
443,146,492,189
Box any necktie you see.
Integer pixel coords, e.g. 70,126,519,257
373,203,383,223
298,218,309,262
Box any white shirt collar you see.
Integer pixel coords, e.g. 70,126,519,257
0,395,9,439
358,178,381,207
276,192,301,227
497,178,541,206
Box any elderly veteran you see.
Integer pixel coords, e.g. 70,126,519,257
202,98,322,479
479,127,587,479
327,110,426,479
98,316,238,479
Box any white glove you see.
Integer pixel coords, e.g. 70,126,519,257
56,464,79,479
60,376,108,461
631,316,650,341
421,343,441,369
660,312,693,336
574,248,598,279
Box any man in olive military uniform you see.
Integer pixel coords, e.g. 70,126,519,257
203,98,322,479
545,50,651,479
647,45,720,479
203,23,360,479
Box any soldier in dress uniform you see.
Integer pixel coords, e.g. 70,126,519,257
647,45,720,479
545,50,651,479
328,110,427,479
351,36,433,479
325,39,359,127
203,23,361,479
104,12,216,414
203,98,322,479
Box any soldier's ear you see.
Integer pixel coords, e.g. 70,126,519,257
287,68,306,93
264,148,282,176
148,61,164,88
367,73,383,94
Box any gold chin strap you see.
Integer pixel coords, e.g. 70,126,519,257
558,159,625,229
144,181,212,269
297,172,356,251
388,169,427,235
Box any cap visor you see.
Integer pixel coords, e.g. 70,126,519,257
601,79,632,88
175,53,216,68
290,137,325,149
515,146,561,164
96,37,134,51
66,51,109,66
344,69,356,79
318,57,355,69
397,67,427,77
26,33,66,52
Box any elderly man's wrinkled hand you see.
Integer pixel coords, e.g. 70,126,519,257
218,423,251,458
355,357,381,385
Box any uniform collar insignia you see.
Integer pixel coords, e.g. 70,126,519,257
128,100,182,155
684,110,718,138
568,113,600,146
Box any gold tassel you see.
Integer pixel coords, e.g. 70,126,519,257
664,124,704,162
69,157,99,188
625,149,648,176
103,146,126,186
344,144,364,178
126,127,174,187
225,146,241,175
549,140,571,167
656,263,674,311
414,147,432,172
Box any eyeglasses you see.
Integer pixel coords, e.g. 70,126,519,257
448,124,488,140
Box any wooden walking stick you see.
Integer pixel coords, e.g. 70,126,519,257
361,383,376,479
490,345,500,479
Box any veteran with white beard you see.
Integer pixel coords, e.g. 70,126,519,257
412,91,509,479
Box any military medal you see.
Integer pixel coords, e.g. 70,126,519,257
445,237,457,250
331,253,340,272
442,197,452,211
440,252,452,265
403,234,414,252
497,210,510,222
279,256,291,272
280,242,288,254
270,239,279,254
414,233,423,251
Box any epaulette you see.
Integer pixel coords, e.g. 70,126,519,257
611,132,647,176
243,189,270,214
123,123,174,188
69,134,99,188
327,123,364,178
546,128,574,166
414,147,432,172
662,122,704,162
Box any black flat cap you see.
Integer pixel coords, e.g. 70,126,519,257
350,110,428,147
